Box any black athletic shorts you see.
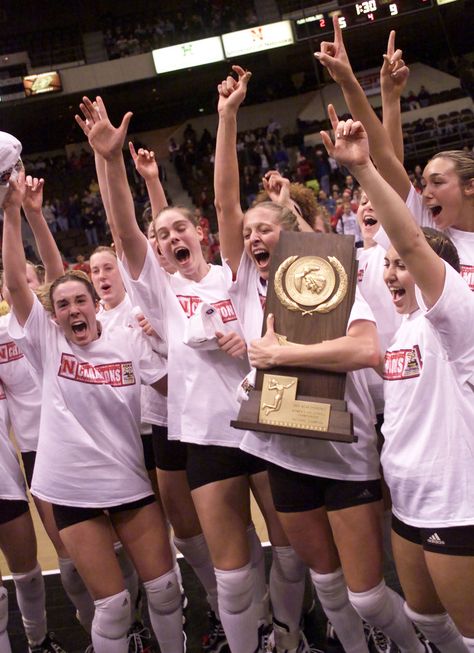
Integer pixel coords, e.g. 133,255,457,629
0,499,29,525
392,514,474,556
52,494,156,531
140,432,156,471
21,451,36,489
186,443,266,491
152,425,188,471
267,462,382,512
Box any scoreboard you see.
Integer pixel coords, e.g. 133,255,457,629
294,0,434,40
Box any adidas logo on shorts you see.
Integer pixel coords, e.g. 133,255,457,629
426,532,445,545
357,489,373,500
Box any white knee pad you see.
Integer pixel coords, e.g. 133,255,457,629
0,586,8,633
348,579,390,622
143,569,181,615
93,590,130,640
310,567,348,611
215,563,254,615
404,603,466,648
272,546,306,583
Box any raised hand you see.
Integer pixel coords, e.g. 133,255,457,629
2,169,26,211
262,170,291,206
320,105,370,172
75,96,132,161
380,30,410,98
314,15,354,85
248,314,280,369
129,142,159,181
217,65,252,114
23,175,45,215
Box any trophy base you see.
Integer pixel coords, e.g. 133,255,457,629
231,390,355,443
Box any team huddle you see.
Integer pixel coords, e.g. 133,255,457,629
0,20,473,653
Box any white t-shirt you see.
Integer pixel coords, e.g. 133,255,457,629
0,313,41,452
9,295,165,507
98,295,167,427
376,185,474,290
230,254,380,480
0,380,27,502
381,262,474,527
357,245,401,414
121,243,250,447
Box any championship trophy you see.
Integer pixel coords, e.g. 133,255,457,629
231,231,358,442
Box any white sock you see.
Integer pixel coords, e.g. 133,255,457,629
11,563,47,647
463,637,474,653
114,543,139,621
310,568,368,653
349,580,423,653
92,590,129,653
169,533,184,588
404,603,468,653
270,546,306,651
0,586,12,653
247,524,270,626
143,569,184,653
58,556,95,632
174,533,218,614
215,563,259,653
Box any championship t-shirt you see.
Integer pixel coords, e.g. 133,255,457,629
381,262,474,527
121,243,250,447
0,313,41,452
9,295,165,507
0,380,27,501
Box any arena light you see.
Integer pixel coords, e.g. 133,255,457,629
222,21,294,58
152,37,224,74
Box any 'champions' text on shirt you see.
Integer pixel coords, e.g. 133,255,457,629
58,353,136,387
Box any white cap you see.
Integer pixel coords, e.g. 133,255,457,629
0,131,22,204
183,302,227,350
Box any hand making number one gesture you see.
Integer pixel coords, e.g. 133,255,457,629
320,104,370,173
217,64,252,114
314,15,354,85
75,95,133,161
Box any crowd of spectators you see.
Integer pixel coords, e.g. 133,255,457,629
101,0,258,60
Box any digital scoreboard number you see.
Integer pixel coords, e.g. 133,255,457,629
294,0,434,40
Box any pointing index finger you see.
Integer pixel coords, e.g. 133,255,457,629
387,30,395,60
327,104,339,132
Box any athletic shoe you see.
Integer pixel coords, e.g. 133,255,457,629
366,625,398,653
325,621,345,653
258,623,274,652
201,610,229,653
181,586,189,626
29,632,68,652
127,620,155,652
415,629,434,653
292,631,325,653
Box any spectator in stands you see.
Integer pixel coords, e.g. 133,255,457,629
406,89,420,110
42,200,57,234
318,189,336,215
72,253,91,274
417,84,431,107
335,200,363,246
313,149,331,195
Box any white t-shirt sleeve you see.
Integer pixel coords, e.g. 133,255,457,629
374,184,432,251
8,294,53,373
416,262,474,374
347,287,376,330
128,327,167,385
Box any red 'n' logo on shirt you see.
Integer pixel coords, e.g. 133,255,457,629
460,264,474,291
383,345,423,381
0,341,24,364
58,353,136,387
176,295,237,323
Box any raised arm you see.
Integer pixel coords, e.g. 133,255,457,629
380,31,410,164
262,171,313,232
94,150,123,257
315,17,411,200
248,314,379,372
321,106,445,308
22,175,64,282
129,142,168,218
2,171,34,325
75,96,147,278
214,65,251,274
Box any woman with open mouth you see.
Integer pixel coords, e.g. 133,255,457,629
78,94,269,653
215,68,422,653
315,18,474,291
322,110,474,653
2,171,184,653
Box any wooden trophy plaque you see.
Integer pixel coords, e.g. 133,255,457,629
231,232,358,442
